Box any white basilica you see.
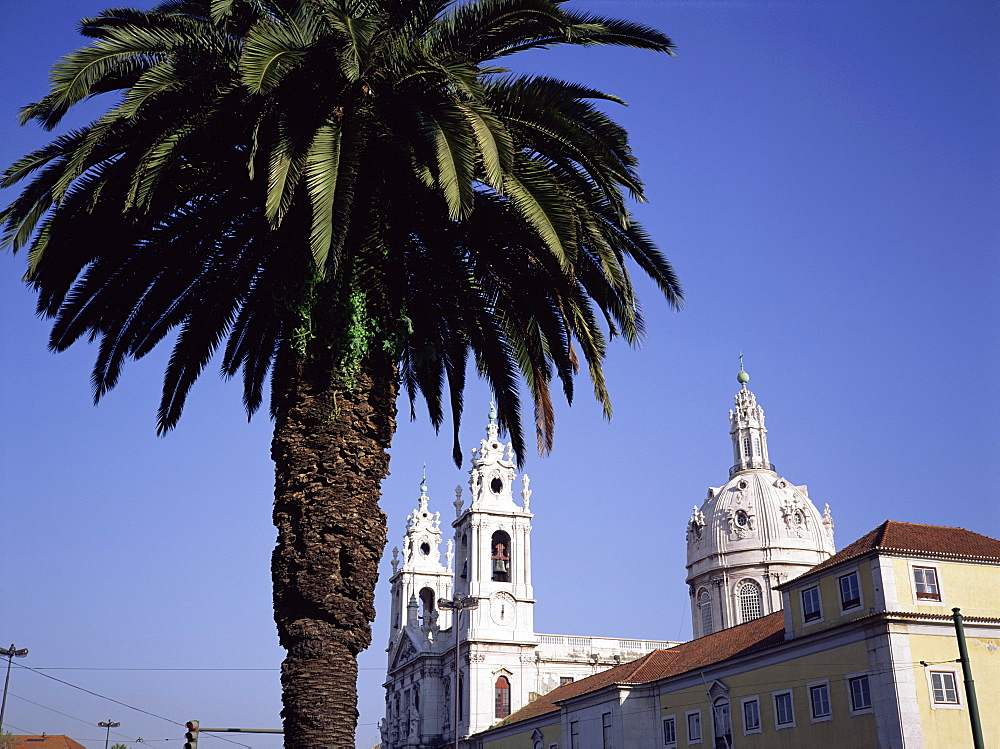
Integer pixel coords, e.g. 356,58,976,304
382,370,835,748
380,406,678,749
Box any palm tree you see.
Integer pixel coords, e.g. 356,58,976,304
2,0,681,744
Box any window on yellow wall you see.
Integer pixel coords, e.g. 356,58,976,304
686,710,702,743
662,716,677,746
913,566,940,601
848,675,872,712
741,698,760,734
809,683,831,720
838,572,861,610
930,672,959,704
773,691,795,727
801,586,822,623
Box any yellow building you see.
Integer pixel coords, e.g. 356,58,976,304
472,520,1000,749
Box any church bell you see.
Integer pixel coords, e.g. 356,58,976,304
492,542,509,574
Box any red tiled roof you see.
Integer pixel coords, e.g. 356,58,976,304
782,520,1000,586
488,612,785,730
12,737,87,749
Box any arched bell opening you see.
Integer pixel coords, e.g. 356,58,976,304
418,587,435,626
491,530,511,582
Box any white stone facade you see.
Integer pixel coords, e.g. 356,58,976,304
686,370,836,638
382,409,678,749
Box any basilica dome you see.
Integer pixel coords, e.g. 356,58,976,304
685,368,835,637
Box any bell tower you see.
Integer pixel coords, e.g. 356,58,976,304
451,404,535,643
388,473,454,643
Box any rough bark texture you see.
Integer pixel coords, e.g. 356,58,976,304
271,351,397,748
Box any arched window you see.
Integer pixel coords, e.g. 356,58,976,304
698,589,713,636
418,587,435,625
491,531,511,582
738,580,763,623
742,436,752,459
495,675,511,719
713,696,732,749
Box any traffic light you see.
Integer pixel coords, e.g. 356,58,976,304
184,720,199,749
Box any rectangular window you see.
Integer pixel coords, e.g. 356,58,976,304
774,691,795,727
570,721,580,749
849,675,872,711
742,698,761,733
838,571,861,610
686,710,702,743
662,716,677,745
560,676,575,686
914,566,941,601
931,672,959,704
809,683,831,719
602,712,613,749
802,586,822,622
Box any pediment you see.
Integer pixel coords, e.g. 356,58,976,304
707,679,729,700
389,632,421,671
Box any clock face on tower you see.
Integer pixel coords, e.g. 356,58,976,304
489,591,516,627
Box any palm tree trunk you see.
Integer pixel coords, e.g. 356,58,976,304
271,350,397,748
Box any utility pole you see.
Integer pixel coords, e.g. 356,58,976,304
0,644,28,734
98,719,120,749
438,595,478,749
952,608,984,749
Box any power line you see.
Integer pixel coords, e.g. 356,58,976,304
12,663,252,748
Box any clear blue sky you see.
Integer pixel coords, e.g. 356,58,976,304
1,1,997,747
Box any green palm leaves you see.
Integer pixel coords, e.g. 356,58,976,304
2,0,682,461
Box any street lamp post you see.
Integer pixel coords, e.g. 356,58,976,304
438,595,478,749
0,644,28,734
98,719,121,749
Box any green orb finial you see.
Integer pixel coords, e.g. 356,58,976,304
737,370,750,384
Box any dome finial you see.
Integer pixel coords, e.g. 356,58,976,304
737,352,750,389
420,463,428,496
488,399,497,425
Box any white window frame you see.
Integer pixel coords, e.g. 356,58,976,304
801,585,823,626
925,667,963,710
662,715,677,747
837,568,863,613
845,672,874,716
737,579,764,624
698,589,714,637
807,680,832,723
685,709,703,745
908,562,944,605
740,696,762,735
772,689,796,729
